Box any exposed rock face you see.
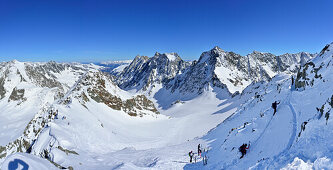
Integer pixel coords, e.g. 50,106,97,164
117,53,190,91
123,95,159,116
295,43,332,90
0,77,5,100
83,72,159,116
8,87,27,104
25,62,64,89
166,47,229,95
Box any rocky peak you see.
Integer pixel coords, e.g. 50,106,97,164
152,52,181,62
198,46,227,65
212,46,224,52
10,59,19,64
117,52,189,92
319,42,333,57
133,55,149,63
154,52,161,56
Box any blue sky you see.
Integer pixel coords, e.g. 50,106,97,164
0,0,332,62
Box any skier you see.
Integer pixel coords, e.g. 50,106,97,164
197,144,201,157
291,76,295,90
291,76,294,86
239,143,250,159
189,151,194,163
272,101,280,115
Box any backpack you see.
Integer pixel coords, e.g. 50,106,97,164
239,145,244,152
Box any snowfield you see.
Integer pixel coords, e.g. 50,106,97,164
0,43,332,169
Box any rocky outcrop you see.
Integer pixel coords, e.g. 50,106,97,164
0,77,5,100
8,87,27,104
82,72,160,116
25,64,63,89
123,95,159,116
295,43,332,90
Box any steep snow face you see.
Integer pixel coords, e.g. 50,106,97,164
184,43,333,169
117,52,190,93
165,53,177,61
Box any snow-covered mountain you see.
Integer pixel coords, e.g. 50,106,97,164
117,53,191,93
116,47,315,99
0,43,330,170
0,60,160,169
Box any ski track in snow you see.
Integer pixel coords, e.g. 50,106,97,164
264,91,298,168
224,90,298,169
253,91,298,169
286,92,297,151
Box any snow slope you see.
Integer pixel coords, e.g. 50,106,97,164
183,42,333,169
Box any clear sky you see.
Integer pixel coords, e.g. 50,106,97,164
0,0,332,62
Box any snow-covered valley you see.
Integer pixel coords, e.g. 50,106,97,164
0,43,332,170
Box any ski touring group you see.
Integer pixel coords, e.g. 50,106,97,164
186,76,298,167
188,144,208,165
188,99,281,164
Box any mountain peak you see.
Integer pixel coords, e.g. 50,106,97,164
133,55,149,61
154,52,161,56
152,52,180,62
10,59,19,64
252,50,262,54
212,46,224,52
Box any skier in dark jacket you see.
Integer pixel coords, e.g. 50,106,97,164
198,144,201,157
239,143,250,159
291,76,294,86
272,101,280,115
189,151,194,163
